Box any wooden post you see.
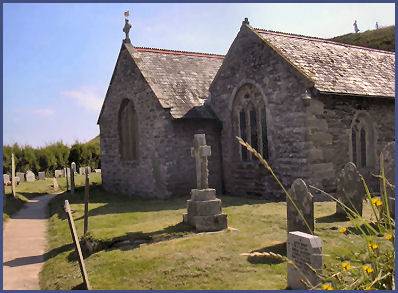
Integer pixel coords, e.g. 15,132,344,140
11,153,16,198
84,167,89,235
64,200,91,290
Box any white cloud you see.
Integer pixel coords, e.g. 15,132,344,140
61,87,103,113
32,108,55,117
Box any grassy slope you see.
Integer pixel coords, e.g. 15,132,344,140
40,175,376,290
330,25,395,52
3,178,57,221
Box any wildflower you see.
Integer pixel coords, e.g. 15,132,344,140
362,264,374,274
339,227,347,234
342,261,352,271
385,233,393,241
371,197,382,207
321,283,333,290
368,242,379,251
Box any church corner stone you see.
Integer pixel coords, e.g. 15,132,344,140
183,133,227,232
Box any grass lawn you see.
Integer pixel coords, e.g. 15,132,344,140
3,177,63,221
39,174,379,290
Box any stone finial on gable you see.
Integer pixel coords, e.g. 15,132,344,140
243,17,250,25
123,12,132,43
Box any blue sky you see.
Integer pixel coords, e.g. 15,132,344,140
3,3,395,147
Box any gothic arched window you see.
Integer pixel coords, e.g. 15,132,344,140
118,99,138,160
350,112,374,169
233,84,269,161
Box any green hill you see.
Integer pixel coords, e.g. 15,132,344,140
330,25,395,52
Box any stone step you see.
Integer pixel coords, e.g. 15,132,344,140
190,188,217,201
194,213,228,232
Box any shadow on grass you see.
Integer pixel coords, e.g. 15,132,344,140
316,212,349,223
244,242,287,265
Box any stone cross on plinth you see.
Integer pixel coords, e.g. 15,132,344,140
191,134,211,190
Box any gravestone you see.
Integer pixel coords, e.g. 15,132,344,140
79,166,92,176
70,163,76,194
336,162,363,218
183,133,227,232
16,172,25,182
26,170,36,182
287,179,314,235
94,169,101,173
380,142,395,218
287,231,322,289
3,174,11,186
38,172,45,180
11,153,16,197
15,176,20,185
65,168,70,191
54,169,64,178
52,177,59,191
84,167,90,235
64,200,91,290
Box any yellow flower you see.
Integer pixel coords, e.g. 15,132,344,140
321,283,333,290
368,242,379,251
342,261,352,271
339,227,347,234
363,265,374,274
371,197,382,207
385,233,393,241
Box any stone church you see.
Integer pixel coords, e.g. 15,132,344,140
98,19,395,199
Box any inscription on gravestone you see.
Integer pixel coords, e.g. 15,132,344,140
287,231,322,289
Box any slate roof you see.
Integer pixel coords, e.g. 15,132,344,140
126,44,224,118
253,28,395,98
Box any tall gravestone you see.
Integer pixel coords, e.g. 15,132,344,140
26,170,36,182
336,162,363,218
183,134,227,232
287,231,322,289
11,153,16,197
380,142,395,218
287,179,314,235
70,162,76,194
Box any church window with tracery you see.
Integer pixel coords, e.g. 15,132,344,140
350,112,374,169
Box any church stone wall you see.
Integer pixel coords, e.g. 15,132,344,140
209,25,313,199
99,45,173,199
304,94,395,192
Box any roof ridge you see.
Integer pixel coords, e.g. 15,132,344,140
133,46,225,59
254,28,395,55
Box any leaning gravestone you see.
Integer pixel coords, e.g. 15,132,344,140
336,162,363,218
380,142,395,218
287,231,322,289
64,200,91,290
16,172,25,182
183,133,227,232
287,179,314,235
26,170,36,182
38,172,45,180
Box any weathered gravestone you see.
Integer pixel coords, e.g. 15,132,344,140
26,170,36,182
70,163,76,194
336,162,363,218
54,169,64,178
52,177,59,191
3,174,11,186
64,168,70,191
287,179,314,235
183,134,227,232
64,200,91,290
287,231,322,289
16,172,25,182
84,167,90,235
38,172,46,180
79,167,92,176
380,142,395,218
11,153,16,197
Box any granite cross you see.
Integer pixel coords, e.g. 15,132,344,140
191,134,211,189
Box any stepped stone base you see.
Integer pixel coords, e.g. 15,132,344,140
183,188,228,232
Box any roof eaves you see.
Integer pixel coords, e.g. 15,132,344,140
317,90,395,100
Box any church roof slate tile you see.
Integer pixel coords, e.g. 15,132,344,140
127,44,224,118
253,28,395,98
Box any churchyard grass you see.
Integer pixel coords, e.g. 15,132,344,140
39,174,375,290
